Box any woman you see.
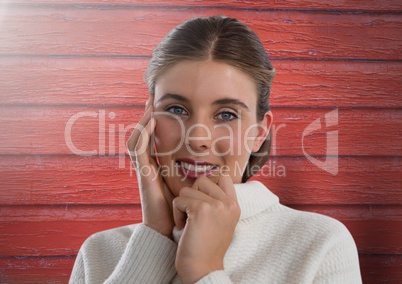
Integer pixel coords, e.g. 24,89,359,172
70,15,361,283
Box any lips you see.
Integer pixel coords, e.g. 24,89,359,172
176,158,218,179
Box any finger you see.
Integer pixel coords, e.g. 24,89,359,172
192,174,238,204
191,176,228,201
173,194,214,229
179,186,216,203
126,105,154,153
207,167,237,202
135,117,156,166
217,174,238,203
145,96,154,110
172,196,191,229
127,105,153,151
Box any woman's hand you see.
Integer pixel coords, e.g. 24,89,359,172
126,98,175,237
173,174,241,284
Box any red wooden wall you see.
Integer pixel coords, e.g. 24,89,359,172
0,1,401,283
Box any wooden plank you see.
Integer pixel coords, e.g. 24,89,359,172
292,205,402,255
0,254,400,284
0,106,400,156
0,57,148,106
0,205,400,256
0,156,400,205
273,61,402,108
1,57,401,108
0,155,139,205
0,8,401,59
1,0,401,12
0,205,142,256
359,254,402,284
0,2,399,283
0,256,76,284
253,156,402,205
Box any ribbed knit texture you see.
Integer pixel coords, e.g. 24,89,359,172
69,181,362,284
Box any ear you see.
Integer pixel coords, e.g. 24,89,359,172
252,111,273,152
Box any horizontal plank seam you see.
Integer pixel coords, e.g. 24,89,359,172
0,255,76,259
0,104,401,110
1,203,401,207
0,154,400,158
0,54,151,59
1,203,400,208
3,3,402,14
0,54,401,63
0,203,142,208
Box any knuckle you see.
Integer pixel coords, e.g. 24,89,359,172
227,199,240,215
215,200,225,211
196,201,211,214
232,201,240,212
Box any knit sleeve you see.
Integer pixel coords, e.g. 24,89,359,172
313,222,362,284
195,271,233,284
69,224,177,284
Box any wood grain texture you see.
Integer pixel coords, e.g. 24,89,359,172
0,106,400,156
1,57,401,108
1,0,401,11
359,254,402,284
0,205,142,256
0,1,400,283
0,256,76,284
0,205,400,256
0,8,401,59
0,156,400,205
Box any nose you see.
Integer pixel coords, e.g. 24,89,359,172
185,122,212,153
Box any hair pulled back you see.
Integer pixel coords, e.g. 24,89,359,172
146,15,275,182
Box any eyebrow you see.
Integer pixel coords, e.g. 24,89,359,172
156,93,189,104
213,98,249,111
157,93,250,111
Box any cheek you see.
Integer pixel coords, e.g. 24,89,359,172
231,124,257,156
154,118,183,152
212,124,254,158
243,123,261,153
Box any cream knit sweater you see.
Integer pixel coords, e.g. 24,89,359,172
69,181,362,283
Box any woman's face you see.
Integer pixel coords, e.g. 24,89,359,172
153,60,272,197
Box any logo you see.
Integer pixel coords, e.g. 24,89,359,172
302,109,339,175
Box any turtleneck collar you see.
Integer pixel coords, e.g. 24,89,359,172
234,181,279,221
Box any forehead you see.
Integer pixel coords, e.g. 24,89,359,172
154,60,258,106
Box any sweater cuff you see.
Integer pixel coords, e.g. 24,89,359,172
106,224,177,284
196,271,233,284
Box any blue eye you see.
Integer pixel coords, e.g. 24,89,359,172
217,112,237,121
166,105,188,116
